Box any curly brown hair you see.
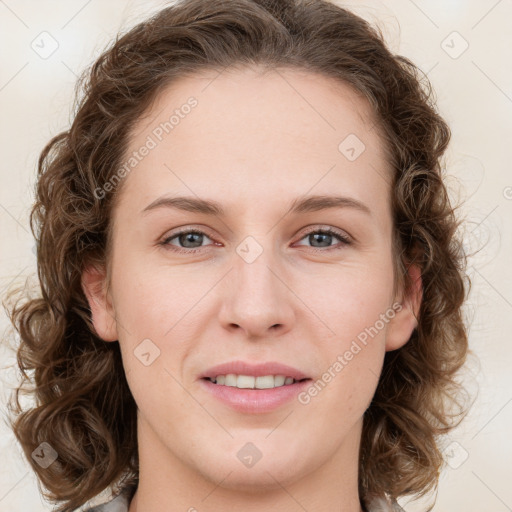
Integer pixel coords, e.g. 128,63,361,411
3,0,473,510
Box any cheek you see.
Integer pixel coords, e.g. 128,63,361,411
110,254,210,339
298,264,392,408
305,263,395,338
301,322,385,430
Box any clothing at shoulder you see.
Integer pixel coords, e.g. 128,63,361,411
78,481,137,512
365,495,406,512
79,483,404,512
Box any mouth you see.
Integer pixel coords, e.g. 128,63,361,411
199,360,310,383
202,374,311,389
198,362,313,414
199,376,312,413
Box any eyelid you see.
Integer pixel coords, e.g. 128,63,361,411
293,226,352,251
296,224,352,242
159,225,216,249
161,224,216,240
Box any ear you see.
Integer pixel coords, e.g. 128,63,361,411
385,263,422,352
81,264,118,342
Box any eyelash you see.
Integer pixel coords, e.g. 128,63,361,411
158,227,352,254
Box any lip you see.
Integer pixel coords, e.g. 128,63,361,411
199,377,312,414
198,360,310,380
198,360,312,414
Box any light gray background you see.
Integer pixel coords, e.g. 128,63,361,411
1,1,511,510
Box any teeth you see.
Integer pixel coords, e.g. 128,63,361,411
274,375,286,387
209,374,299,389
237,375,255,388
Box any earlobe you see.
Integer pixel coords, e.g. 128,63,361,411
81,264,118,342
385,263,423,352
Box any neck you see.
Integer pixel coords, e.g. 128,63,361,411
128,414,365,512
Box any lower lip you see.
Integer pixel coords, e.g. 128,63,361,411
199,378,312,414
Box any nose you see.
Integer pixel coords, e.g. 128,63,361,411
217,243,295,340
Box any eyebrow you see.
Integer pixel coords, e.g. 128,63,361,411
141,194,372,217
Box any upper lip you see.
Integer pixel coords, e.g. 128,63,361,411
199,360,310,380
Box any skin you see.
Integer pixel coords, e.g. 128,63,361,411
82,66,422,512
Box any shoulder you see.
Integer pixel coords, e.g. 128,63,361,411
77,481,137,512
77,485,401,512
365,494,405,512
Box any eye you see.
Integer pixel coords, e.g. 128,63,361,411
159,229,215,254
294,227,352,252
159,226,352,254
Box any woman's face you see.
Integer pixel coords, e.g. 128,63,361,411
83,66,420,497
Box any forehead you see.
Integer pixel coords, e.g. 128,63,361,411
114,66,392,218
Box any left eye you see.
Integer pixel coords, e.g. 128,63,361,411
295,228,351,251
160,227,351,253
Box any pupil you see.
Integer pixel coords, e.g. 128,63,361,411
182,233,202,247
312,233,330,247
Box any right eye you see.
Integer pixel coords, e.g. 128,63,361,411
159,229,216,254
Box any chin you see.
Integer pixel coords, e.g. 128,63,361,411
192,448,313,494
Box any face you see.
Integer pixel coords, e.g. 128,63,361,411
83,66,420,496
